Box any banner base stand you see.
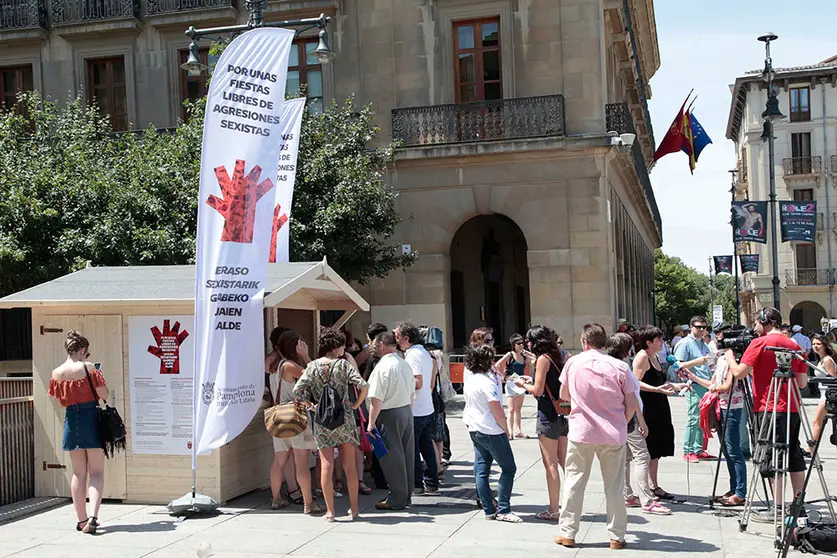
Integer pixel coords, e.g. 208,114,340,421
167,491,218,518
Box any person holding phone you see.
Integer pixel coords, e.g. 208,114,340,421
494,334,534,439
49,331,109,535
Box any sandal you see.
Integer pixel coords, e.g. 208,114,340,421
270,498,290,510
324,514,336,523
82,517,98,535
537,509,560,521
358,483,372,496
514,433,529,439
304,501,325,514
287,488,305,505
652,487,675,500
76,518,88,532
496,512,523,523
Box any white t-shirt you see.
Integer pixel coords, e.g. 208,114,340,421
405,344,434,417
463,371,505,435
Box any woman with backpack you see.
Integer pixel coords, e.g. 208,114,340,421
267,330,322,514
294,328,368,522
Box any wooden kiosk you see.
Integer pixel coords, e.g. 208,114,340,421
0,259,368,505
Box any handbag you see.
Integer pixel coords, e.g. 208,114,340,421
264,360,309,439
355,387,373,453
84,364,126,458
431,356,446,415
544,355,571,415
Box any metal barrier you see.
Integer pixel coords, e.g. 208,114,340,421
0,378,34,506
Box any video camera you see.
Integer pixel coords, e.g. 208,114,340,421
716,328,756,358
812,377,837,416
418,325,444,351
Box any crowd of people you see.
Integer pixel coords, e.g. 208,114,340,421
51,305,834,547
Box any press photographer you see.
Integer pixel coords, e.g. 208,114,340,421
725,307,808,522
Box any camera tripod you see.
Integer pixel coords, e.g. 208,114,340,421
777,398,837,558
738,352,837,550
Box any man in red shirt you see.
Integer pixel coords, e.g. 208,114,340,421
725,307,808,522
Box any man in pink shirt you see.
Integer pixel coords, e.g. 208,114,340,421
554,324,641,550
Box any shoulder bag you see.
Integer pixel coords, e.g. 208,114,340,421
431,355,446,415
315,360,345,430
544,355,571,415
264,360,309,439
84,364,127,458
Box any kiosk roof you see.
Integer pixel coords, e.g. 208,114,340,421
0,260,369,311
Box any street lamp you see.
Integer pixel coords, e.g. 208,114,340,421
180,8,334,75
758,32,784,311
729,169,742,324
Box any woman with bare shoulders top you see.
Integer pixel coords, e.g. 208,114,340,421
49,331,110,534
268,330,323,513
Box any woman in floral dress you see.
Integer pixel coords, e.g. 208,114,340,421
294,328,368,522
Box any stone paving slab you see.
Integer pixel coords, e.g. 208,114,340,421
0,396,835,557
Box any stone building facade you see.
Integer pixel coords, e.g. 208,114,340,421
0,0,662,351
726,56,837,332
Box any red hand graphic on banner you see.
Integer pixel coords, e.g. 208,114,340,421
147,320,189,375
206,159,275,243
269,204,289,263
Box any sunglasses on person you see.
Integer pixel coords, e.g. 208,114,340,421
693,324,707,330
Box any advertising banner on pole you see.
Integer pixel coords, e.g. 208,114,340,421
129,316,195,455
732,201,768,244
713,255,733,275
193,28,295,459
739,254,760,274
780,201,817,243
269,97,305,263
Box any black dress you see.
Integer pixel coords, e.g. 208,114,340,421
640,359,675,459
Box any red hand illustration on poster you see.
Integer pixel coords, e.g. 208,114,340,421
206,159,275,243
147,320,190,375
269,203,289,263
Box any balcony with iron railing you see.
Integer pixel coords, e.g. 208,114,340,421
51,0,138,24
0,0,46,30
391,95,566,148
785,268,836,287
606,102,662,237
147,0,235,15
783,156,822,176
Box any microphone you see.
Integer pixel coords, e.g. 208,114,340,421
666,355,692,396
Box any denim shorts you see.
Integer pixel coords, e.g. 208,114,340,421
536,412,568,439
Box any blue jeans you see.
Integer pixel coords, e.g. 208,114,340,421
414,414,439,489
722,408,747,499
470,431,517,515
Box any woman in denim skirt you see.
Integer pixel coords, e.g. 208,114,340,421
49,331,109,534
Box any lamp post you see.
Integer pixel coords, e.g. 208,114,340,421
729,169,742,324
759,32,784,311
180,4,334,77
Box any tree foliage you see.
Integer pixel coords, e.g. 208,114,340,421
654,249,710,332
654,249,740,332
0,91,412,296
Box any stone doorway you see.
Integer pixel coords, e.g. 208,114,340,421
790,300,827,334
449,214,530,350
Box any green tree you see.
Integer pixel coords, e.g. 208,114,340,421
708,273,738,326
0,91,413,296
654,249,711,332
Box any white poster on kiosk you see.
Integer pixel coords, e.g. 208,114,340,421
128,316,195,455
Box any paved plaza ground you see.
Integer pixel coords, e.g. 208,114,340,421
2,395,836,557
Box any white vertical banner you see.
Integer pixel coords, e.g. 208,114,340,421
269,97,306,263
193,28,295,460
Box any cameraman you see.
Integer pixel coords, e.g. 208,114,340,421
725,307,808,522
